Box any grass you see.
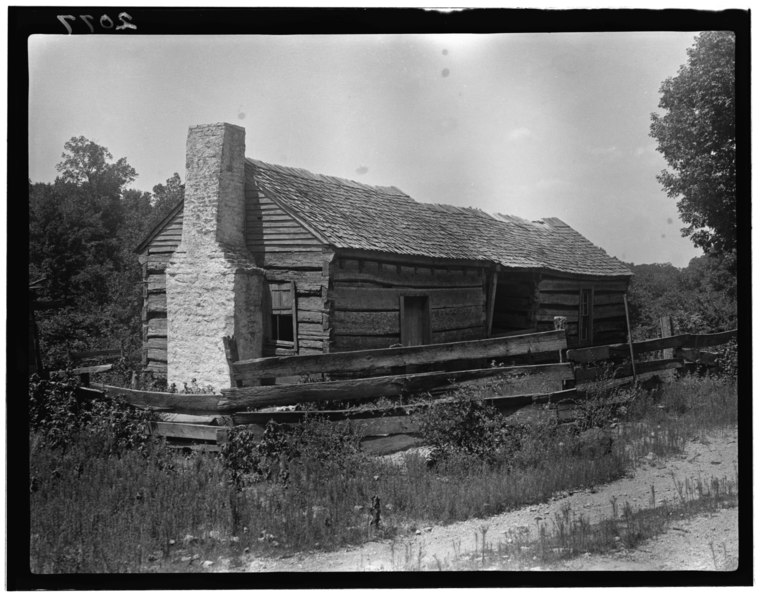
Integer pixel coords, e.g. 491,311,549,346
29,373,738,573
387,473,739,571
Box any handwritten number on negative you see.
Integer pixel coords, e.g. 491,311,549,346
57,14,76,34
79,15,95,33
116,13,137,31
57,12,136,34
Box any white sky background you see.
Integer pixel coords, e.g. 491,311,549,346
28,32,704,266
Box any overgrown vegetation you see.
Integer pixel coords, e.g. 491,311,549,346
29,137,184,371
30,370,737,573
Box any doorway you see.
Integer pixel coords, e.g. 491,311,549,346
400,295,431,347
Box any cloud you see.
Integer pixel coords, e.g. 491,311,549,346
508,127,533,141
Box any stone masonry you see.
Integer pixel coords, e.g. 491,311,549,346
166,123,265,391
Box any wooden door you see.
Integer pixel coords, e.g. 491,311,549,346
400,295,431,347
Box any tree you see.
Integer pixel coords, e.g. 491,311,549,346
649,31,736,256
30,137,154,365
151,172,184,226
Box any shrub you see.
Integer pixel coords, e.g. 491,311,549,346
220,416,367,487
29,372,154,455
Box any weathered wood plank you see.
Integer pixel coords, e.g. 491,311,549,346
219,363,574,410
146,349,167,363
147,276,166,293
67,364,113,375
148,245,179,255
332,335,399,352
333,266,483,288
574,358,683,383
537,279,629,293
235,330,567,380
104,385,223,414
334,311,399,335
431,327,486,344
147,254,172,273
297,310,325,325
566,330,737,363
146,360,167,373
331,286,484,311
145,294,167,314
594,293,628,306
258,251,327,269
361,434,423,455
232,388,579,427
70,347,122,360
147,318,168,337
149,421,226,442
264,269,325,283
538,293,581,307
145,337,167,350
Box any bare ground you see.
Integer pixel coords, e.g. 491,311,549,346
215,426,738,572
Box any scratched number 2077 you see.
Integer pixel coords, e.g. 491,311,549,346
57,13,136,34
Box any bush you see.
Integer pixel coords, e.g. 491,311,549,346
220,416,367,487
29,372,154,456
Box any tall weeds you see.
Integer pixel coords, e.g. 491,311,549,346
29,373,737,572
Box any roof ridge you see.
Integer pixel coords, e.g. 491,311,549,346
246,157,408,197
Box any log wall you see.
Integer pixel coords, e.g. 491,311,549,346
140,209,184,375
328,257,487,351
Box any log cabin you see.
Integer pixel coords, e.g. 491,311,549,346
136,123,632,390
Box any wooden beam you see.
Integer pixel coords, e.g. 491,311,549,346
486,269,498,336
149,421,227,442
574,358,683,383
233,329,567,380
566,330,737,363
70,347,122,360
103,386,224,414
70,364,113,375
331,286,484,311
659,316,674,360
361,434,422,455
219,362,574,410
231,387,579,426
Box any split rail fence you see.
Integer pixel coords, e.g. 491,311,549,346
77,326,737,455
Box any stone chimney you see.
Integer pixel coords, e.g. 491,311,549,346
166,123,265,391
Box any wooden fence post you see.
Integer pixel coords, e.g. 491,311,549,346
554,316,572,390
659,316,674,360
222,336,242,388
623,295,637,387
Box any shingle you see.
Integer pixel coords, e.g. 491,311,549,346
246,159,633,278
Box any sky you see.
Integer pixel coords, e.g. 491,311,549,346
28,31,705,267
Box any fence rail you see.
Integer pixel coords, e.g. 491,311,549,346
230,329,567,383
82,327,735,454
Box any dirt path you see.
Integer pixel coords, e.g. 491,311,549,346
220,427,738,572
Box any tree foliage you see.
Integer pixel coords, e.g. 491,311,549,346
626,254,737,340
649,31,736,256
29,137,179,368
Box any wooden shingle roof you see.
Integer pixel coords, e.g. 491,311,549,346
248,159,632,278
